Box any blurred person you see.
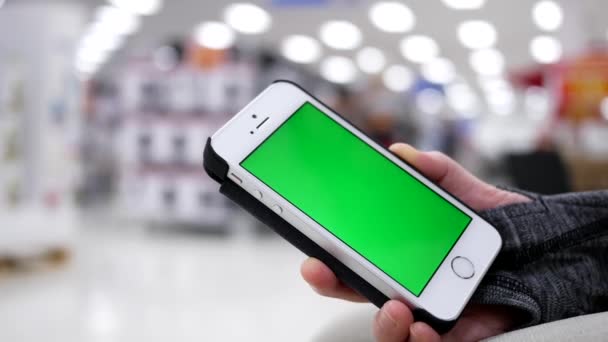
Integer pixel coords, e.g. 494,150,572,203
362,78,416,147
301,143,608,342
504,135,572,195
331,86,365,128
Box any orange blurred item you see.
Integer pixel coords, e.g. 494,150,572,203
557,52,608,123
566,157,608,191
187,40,227,70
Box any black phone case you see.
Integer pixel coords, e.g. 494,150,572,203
202,80,457,334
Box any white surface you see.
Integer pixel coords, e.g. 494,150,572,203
0,208,76,256
314,305,608,342
212,81,503,321
0,224,363,342
487,311,608,342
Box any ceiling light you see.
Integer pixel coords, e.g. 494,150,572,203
194,22,235,50
532,1,563,31
442,0,486,10
382,65,414,92
356,47,386,74
76,51,105,72
421,58,456,84
320,56,358,84
76,45,111,76
469,48,505,76
77,47,109,67
319,21,362,50
369,2,415,33
478,76,512,95
525,86,551,119
107,0,162,16
458,20,497,49
446,83,479,113
400,35,439,64
486,87,515,115
224,3,271,34
489,103,515,116
76,61,99,75
416,88,445,115
80,30,124,54
479,77,516,116
96,6,140,36
281,35,322,64
530,35,562,64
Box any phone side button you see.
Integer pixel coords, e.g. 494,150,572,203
253,190,263,199
451,256,475,279
229,173,243,184
271,205,283,215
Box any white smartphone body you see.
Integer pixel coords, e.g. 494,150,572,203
210,81,502,322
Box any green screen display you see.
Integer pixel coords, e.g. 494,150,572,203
241,102,471,296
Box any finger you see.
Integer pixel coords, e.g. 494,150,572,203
408,322,441,342
300,258,367,302
389,143,498,211
422,151,482,202
373,300,414,342
389,143,473,190
420,151,529,210
388,143,438,180
389,143,420,169
442,305,517,342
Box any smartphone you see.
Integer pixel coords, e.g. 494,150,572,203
206,81,502,327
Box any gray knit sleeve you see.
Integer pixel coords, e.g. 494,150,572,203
472,190,608,328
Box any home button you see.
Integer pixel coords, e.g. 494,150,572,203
451,256,475,279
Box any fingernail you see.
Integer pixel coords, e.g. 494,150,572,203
410,323,422,338
378,301,399,328
390,143,418,162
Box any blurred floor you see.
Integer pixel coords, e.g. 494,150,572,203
0,221,366,342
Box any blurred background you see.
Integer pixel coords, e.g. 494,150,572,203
0,0,607,341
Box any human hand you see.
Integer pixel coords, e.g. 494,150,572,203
301,143,530,341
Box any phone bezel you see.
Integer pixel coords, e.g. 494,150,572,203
211,81,502,321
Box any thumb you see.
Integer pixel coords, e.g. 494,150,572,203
388,143,449,184
374,301,414,342
388,143,494,210
389,143,476,189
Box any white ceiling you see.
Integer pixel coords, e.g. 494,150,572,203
76,0,608,82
